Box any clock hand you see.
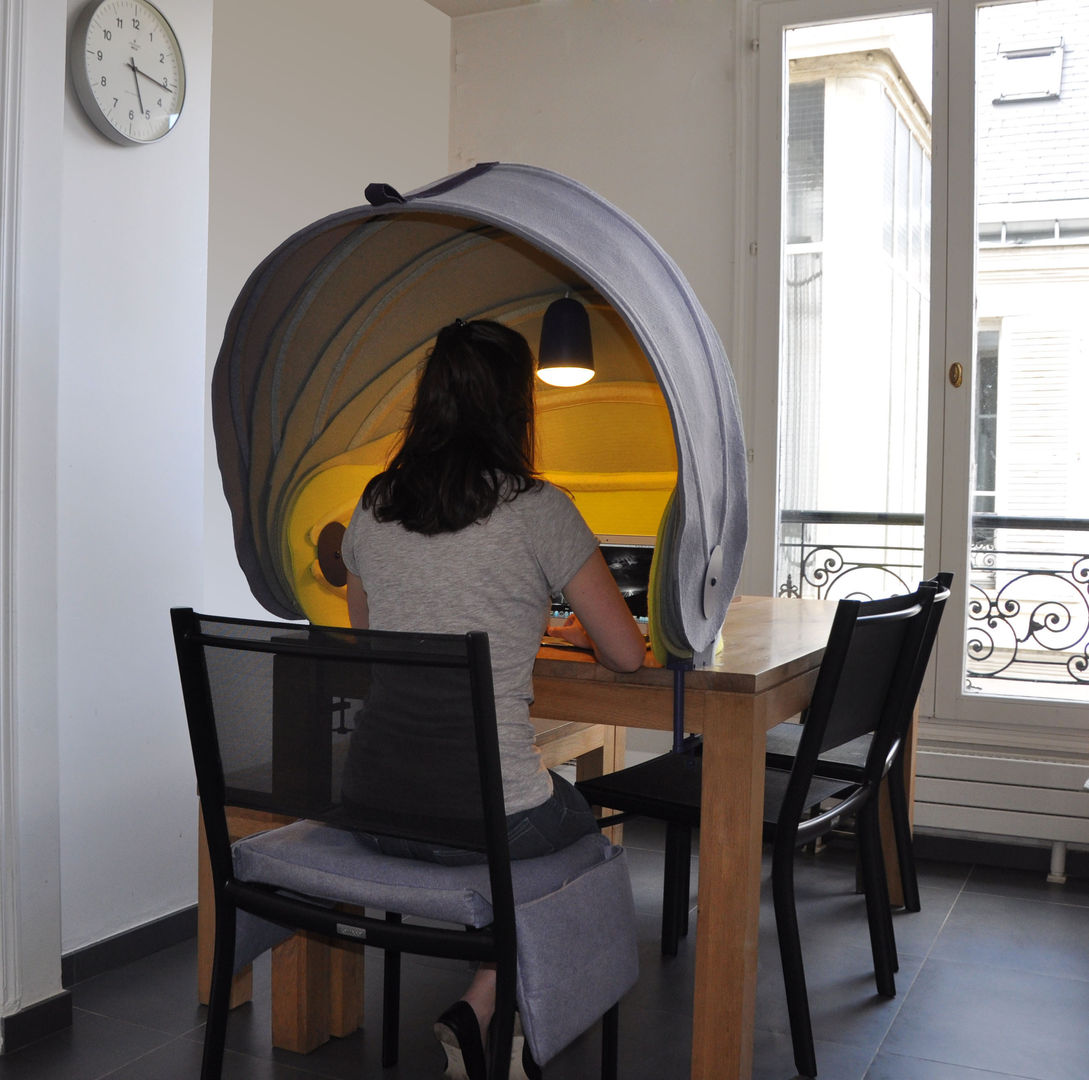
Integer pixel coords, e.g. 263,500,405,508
130,60,176,97
127,57,145,115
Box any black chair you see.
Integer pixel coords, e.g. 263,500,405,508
765,572,953,913
576,583,938,1079
172,609,637,1080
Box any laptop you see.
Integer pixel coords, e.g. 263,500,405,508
546,534,655,645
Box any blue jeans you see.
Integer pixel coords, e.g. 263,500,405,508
355,771,598,866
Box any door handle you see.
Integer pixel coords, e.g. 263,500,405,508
948,362,964,388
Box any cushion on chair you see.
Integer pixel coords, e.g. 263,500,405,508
231,822,638,1062
515,845,638,1067
232,822,612,927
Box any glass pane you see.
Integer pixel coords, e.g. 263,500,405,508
967,0,1089,702
776,14,933,602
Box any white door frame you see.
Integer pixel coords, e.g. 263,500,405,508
0,0,66,1037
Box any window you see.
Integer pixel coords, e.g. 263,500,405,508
993,38,1065,102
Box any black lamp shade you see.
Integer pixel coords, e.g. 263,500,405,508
537,297,595,386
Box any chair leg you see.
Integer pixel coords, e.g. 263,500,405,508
488,963,517,1080
661,822,691,956
381,912,402,1067
887,759,921,913
202,900,237,1080
857,801,898,994
601,1001,620,1080
772,842,818,1080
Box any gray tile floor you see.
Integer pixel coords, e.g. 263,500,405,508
3,822,1088,1080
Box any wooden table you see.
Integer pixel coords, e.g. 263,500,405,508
533,595,840,1080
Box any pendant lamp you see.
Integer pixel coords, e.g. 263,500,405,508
536,296,595,386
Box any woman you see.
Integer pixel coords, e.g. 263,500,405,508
341,318,646,1080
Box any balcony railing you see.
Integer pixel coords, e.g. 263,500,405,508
777,509,1089,694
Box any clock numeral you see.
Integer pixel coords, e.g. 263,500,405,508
144,109,151,120
159,52,165,63
115,17,123,28
157,97,163,108
102,28,112,41
128,109,135,120
96,50,103,60
100,75,107,87
132,18,141,30
161,76,169,89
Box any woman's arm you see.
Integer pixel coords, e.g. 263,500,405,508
346,572,369,629
550,548,647,672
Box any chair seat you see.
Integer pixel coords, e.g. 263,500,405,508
577,751,702,825
765,721,871,779
233,822,613,929
579,752,856,833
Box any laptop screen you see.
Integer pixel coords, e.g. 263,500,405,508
550,534,655,621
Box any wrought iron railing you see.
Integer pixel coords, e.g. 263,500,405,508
777,509,1089,692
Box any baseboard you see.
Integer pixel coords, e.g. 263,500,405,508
61,905,197,988
0,990,72,1054
913,828,1089,878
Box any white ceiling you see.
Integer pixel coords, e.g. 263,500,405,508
425,0,537,16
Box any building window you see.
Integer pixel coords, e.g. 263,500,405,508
993,38,1064,102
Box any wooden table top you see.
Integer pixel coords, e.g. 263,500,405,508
536,595,838,695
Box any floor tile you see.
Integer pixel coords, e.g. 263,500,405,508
753,1025,874,1080
6,830,1088,1080
100,1036,326,1080
881,956,1089,1080
71,939,205,1036
866,1049,1034,1079
0,1010,171,1080
965,863,1089,907
929,890,1089,980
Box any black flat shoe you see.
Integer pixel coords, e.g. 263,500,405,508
434,1001,487,1080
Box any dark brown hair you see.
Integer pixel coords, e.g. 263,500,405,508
361,319,539,534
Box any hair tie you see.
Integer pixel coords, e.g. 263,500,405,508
454,317,467,328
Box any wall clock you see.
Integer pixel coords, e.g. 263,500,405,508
70,0,186,146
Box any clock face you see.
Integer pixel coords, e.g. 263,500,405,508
71,0,186,145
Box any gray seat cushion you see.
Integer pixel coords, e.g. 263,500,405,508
230,820,638,1065
233,821,611,927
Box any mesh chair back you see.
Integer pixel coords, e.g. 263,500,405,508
173,610,504,858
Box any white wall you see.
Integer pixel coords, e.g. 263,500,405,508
451,1,742,368
51,0,448,956
203,0,451,620
56,0,214,953
450,0,744,754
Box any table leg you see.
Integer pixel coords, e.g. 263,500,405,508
690,697,764,1080
197,805,366,1049
271,931,331,1053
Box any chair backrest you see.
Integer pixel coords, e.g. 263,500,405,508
170,609,512,907
887,572,952,750
781,583,937,829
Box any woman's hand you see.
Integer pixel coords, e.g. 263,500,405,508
559,550,648,672
545,613,595,650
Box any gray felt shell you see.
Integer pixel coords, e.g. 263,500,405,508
213,162,747,657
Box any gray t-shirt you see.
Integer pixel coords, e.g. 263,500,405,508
341,481,598,814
